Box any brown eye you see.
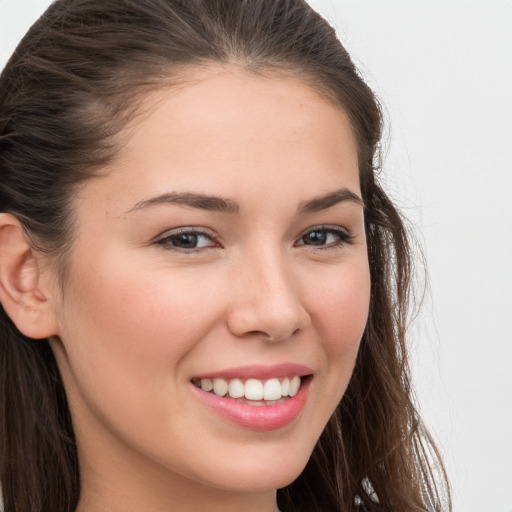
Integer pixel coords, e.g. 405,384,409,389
156,229,218,251
170,233,201,249
297,226,352,248
301,230,328,246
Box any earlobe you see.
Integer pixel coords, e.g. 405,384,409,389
0,213,60,339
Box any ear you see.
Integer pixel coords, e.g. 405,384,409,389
0,213,60,339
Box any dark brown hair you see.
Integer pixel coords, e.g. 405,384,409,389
0,1,450,511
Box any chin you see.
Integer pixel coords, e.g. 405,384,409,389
188,438,314,493
207,461,307,493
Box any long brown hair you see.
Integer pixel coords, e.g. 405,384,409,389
0,1,450,511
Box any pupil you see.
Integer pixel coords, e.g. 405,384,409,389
174,233,198,248
305,231,326,245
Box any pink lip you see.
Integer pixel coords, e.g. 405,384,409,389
191,376,311,431
192,363,313,381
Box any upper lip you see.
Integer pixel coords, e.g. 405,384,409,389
192,363,313,381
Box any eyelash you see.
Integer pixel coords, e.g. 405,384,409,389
155,227,219,253
295,225,354,249
154,225,353,252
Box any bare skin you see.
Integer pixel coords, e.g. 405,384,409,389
0,66,370,512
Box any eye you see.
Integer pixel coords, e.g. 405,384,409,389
296,225,353,249
155,228,219,251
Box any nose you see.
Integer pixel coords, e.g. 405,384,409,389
226,251,311,342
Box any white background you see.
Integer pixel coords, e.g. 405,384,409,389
1,1,511,511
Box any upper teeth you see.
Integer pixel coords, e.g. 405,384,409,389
198,376,301,400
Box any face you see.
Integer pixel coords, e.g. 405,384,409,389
49,67,370,505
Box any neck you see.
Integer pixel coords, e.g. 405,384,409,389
75,434,277,512
76,474,277,512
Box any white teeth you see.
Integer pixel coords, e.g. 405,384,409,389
244,379,264,400
200,378,213,392
198,375,304,401
281,377,290,396
213,378,229,397
228,378,244,398
288,376,301,397
263,378,282,400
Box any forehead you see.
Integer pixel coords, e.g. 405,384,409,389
81,66,360,212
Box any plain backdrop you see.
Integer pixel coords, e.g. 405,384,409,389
1,1,511,511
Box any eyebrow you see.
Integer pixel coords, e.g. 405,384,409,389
297,188,363,214
128,192,240,214
127,187,362,215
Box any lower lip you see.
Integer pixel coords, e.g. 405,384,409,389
191,378,311,431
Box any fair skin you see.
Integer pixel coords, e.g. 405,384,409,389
0,67,370,512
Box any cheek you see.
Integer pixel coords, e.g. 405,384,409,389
55,256,232,463
305,257,370,407
311,261,370,352
64,255,220,356
57,254,224,417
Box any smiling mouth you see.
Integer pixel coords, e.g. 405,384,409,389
191,376,307,405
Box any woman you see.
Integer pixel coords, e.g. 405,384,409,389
0,1,450,511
